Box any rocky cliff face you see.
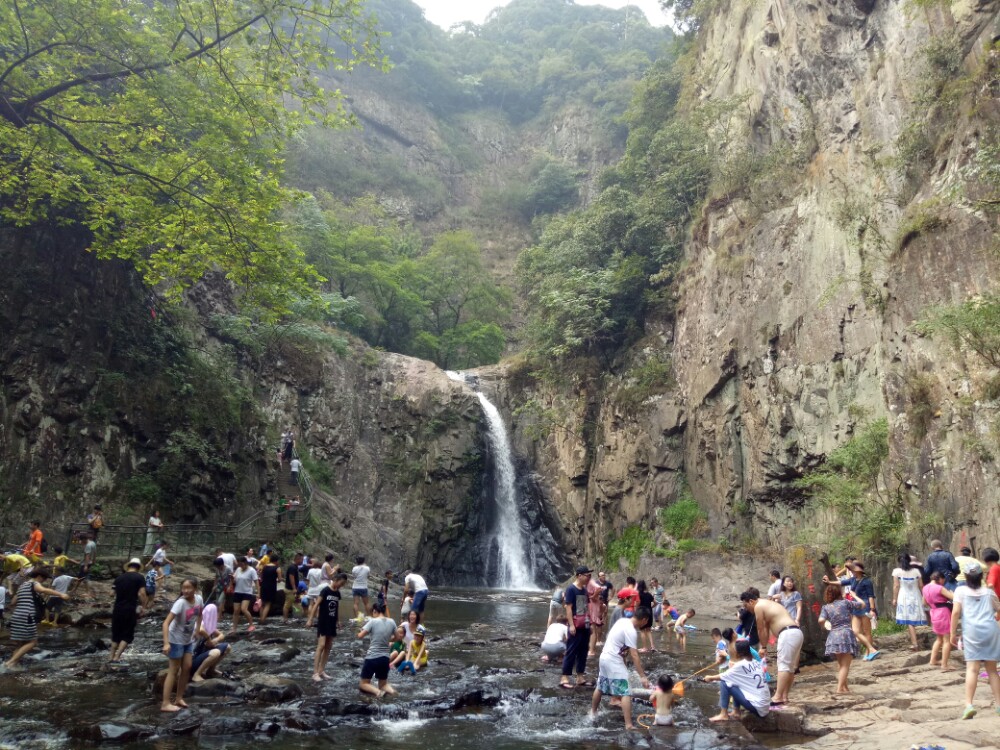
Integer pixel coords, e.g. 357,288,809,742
0,229,566,584
484,0,1000,571
676,0,1000,548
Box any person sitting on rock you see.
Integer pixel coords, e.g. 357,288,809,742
389,626,407,671
191,604,229,683
397,625,429,675
708,640,771,722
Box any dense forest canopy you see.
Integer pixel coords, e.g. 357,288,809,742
353,0,669,122
0,0,384,312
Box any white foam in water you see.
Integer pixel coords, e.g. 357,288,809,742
446,371,537,590
376,710,429,734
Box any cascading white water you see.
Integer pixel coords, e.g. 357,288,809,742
447,371,535,589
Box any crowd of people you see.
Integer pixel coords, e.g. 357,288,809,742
0,534,435,709
540,539,1000,729
3,526,1000,728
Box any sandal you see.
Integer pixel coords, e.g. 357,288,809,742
579,680,596,688
559,682,575,690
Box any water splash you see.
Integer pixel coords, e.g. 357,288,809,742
447,371,535,590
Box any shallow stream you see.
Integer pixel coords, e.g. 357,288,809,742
0,589,802,749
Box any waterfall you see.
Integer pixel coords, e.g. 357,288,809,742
447,371,536,589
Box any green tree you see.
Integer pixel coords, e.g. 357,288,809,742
0,0,383,312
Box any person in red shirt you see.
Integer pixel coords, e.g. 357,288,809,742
984,548,1000,599
22,521,44,561
617,576,640,616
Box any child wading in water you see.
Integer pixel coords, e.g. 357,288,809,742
357,601,397,698
313,572,347,682
674,608,696,646
161,578,203,712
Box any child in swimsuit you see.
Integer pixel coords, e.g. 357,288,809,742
652,674,676,726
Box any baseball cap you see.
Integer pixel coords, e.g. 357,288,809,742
415,624,426,636
963,560,983,576
575,565,593,575
125,557,142,569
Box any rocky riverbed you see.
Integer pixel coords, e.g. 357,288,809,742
1,564,997,749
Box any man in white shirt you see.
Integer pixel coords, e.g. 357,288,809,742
404,570,429,620
290,457,302,485
589,605,652,730
214,548,237,572
767,569,782,600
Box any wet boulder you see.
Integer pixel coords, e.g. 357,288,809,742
200,716,258,736
69,723,154,743
187,678,244,697
248,675,303,704
452,686,503,709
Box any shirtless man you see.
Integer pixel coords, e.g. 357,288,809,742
741,588,804,706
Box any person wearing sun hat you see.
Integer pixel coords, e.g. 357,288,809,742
109,558,149,662
950,559,1000,719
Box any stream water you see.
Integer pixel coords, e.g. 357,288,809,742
0,589,801,749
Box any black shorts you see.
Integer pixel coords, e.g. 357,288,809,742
361,656,390,681
234,592,255,604
260,587,277,603
317,621,338,638
111,607,138,644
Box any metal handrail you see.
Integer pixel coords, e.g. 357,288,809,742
62,441,318,558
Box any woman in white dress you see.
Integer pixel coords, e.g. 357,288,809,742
892,552,926,651
145,510,165,555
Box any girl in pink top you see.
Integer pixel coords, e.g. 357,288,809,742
922,571,955,672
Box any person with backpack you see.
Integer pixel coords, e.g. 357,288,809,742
86,505,105,540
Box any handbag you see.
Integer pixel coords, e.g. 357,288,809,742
572,614,588,629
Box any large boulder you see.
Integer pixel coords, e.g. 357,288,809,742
247,675,303,704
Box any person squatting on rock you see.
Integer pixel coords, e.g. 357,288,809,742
541,615,568,662
191,603,229,683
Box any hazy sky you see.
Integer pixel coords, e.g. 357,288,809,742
411,0,670,29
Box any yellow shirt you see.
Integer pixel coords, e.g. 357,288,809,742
2,554,30,573
955,555,983,583
53,555,70,570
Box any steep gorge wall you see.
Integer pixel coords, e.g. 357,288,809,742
489,0,1000,568
0,229,532,583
